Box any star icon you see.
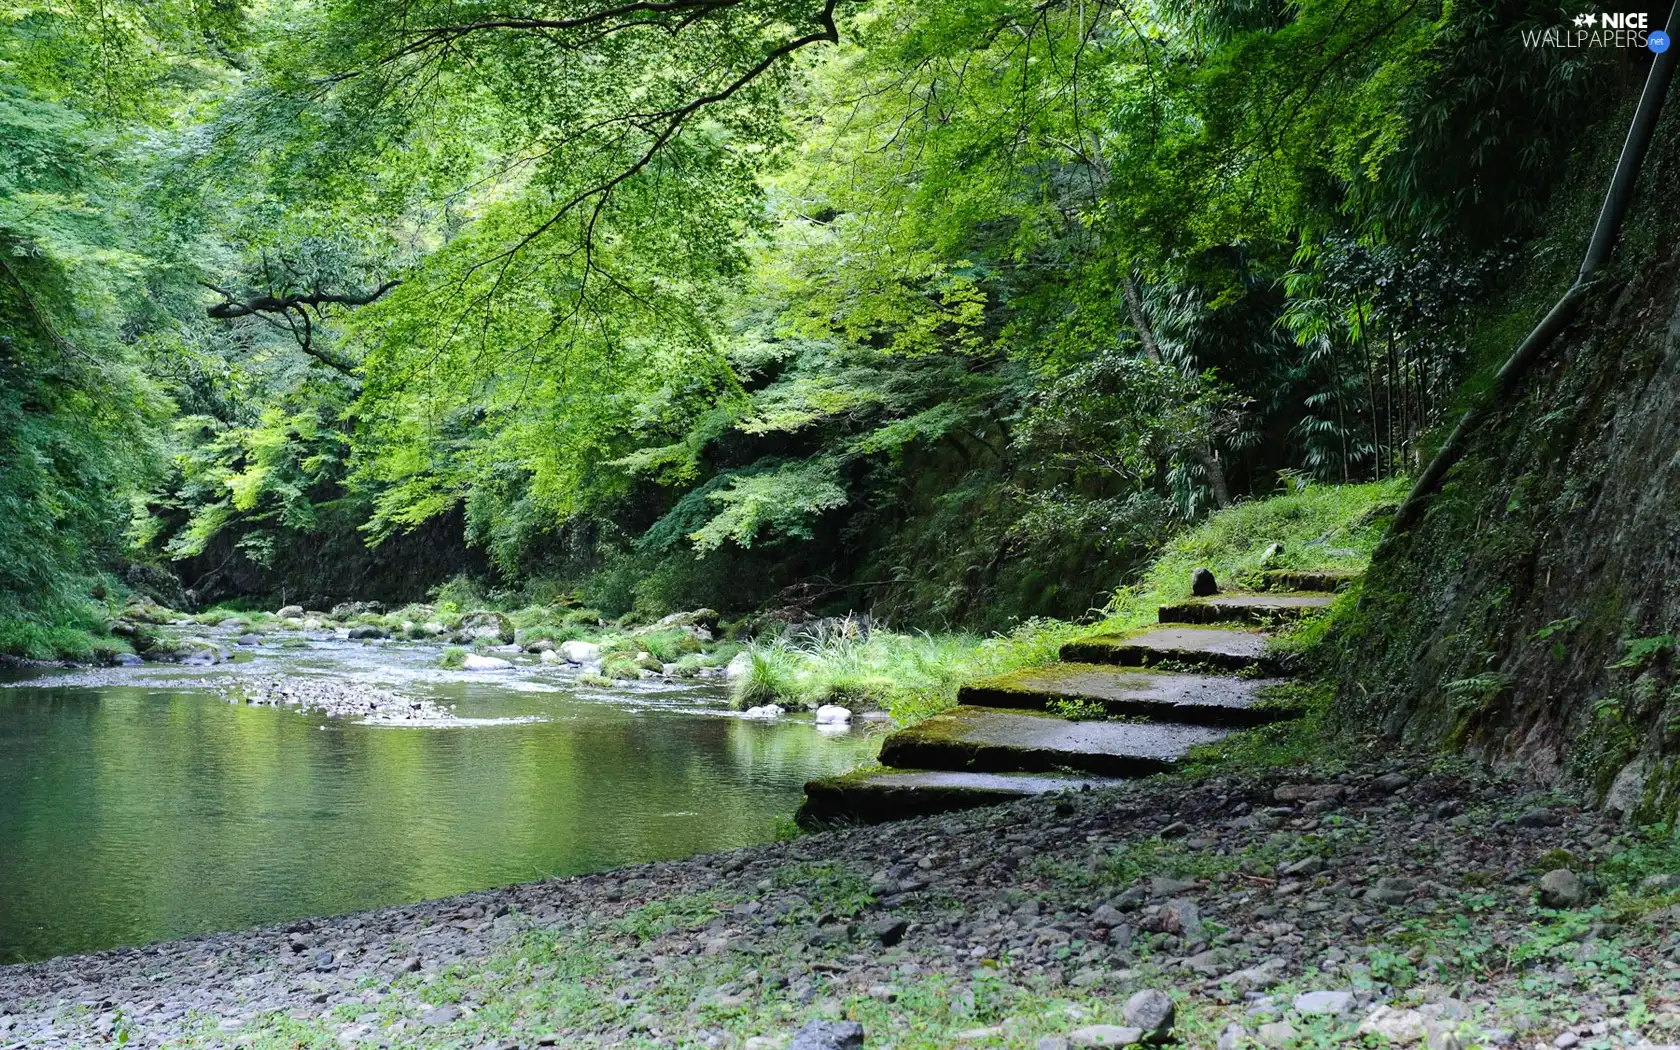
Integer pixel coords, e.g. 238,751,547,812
1574,12,1597,26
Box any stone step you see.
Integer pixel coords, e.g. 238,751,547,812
958,664,1293,726
877,706,1230,778
1260,568,1360,593
1060,627,1282,673
1156,593,1333,626
798,769,1117,826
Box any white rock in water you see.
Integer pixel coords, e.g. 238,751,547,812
726,651,753,680
814,705,853,725
560,640,602,663
744,704,784,719
540,648,561,664
463,654,514,671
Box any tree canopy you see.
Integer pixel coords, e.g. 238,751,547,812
0,0,1638,651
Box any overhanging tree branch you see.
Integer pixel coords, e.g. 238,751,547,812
201,280,400,374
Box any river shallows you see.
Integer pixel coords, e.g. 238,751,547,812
0,637,878,964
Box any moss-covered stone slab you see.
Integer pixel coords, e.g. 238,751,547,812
1060,627,1280,672
957,664,1292,726
1261,568,1360,593
1157,593,1333,625
797,768,1115,826
876,706,1230,778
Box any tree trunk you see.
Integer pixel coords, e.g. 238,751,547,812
1197,446,1233,510
1121,276,1162,364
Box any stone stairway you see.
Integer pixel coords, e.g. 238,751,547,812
797,572,1346,826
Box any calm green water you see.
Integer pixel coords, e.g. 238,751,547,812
0,637,879,963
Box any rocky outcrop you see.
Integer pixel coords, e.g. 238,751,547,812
1337,137,1680,821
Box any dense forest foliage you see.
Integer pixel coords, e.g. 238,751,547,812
0,0,1650,656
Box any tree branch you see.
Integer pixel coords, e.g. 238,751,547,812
202,279,401,320
201,280,400,374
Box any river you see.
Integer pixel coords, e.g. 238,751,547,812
0,634,879,964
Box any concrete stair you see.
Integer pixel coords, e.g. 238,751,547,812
1059,626,1280,673
798,568,1350,826
957,664,1293,727
799,769,1123,824
878,707,1232,778
1155,593,1333,626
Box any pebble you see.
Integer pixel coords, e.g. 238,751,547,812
1068,1025,1144,1047
1360,1005,1429,1044
1538,869,1586,908
1123,989,1174,1042
1293,990,1355,1016
788,1020,863,1050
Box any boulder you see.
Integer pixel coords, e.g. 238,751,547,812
814,705,853,726
726,651,754,681
275,605,304,618
1367,876,1416,906
1191,567,1218,596
787,1020,863,1050
1640,873,1680,894
1124,989,1175,1043
462,654,514,671
111,652,144,667
347,626,389,640
1144,898,1200,935
540,649,562,664
1293,990,1355,1016
1538,868,1585,908
657,608,721,631
634,652,665,673
1069,1027,1144,1048
331,601,385,619
744,704,785,719
560,640,602,664
173,639,228,666
460,611,514,644
1359,1006,1429,1045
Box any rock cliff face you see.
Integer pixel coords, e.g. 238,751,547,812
1337,128,1680,821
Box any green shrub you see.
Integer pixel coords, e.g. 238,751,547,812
438,647,468,670
429,575,488,614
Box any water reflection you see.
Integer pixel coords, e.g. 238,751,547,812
0,641,879,963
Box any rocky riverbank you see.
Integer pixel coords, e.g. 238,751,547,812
3,750,1679,1050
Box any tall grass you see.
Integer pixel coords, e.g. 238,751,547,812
1094,476,1406,632
731,479,1407,725
730,620,1078,722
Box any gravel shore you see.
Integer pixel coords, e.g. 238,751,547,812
4,751,1679,1050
